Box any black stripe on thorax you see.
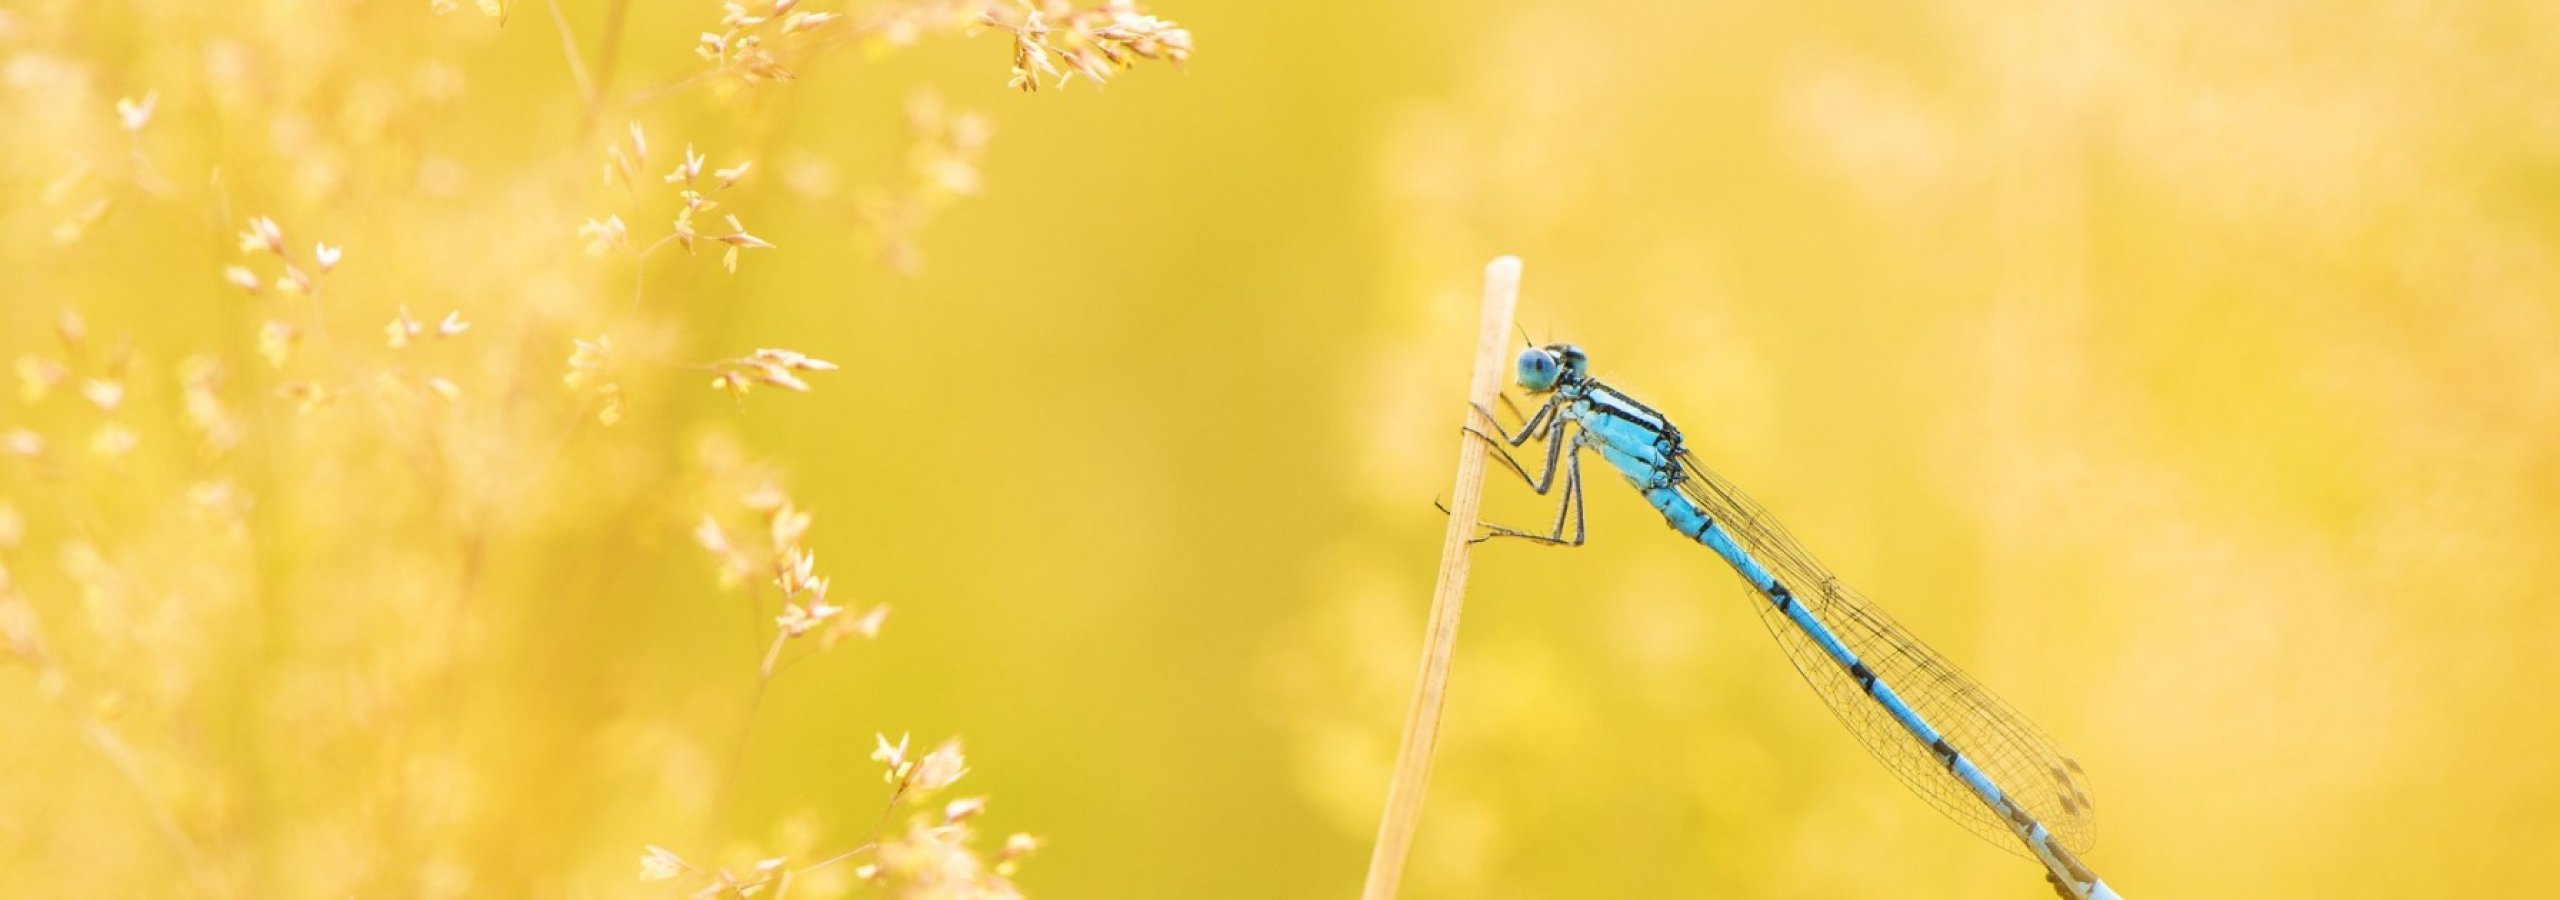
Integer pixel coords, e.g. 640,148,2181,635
1578,380,1678,438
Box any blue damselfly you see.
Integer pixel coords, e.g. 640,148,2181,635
1473,342,2123,900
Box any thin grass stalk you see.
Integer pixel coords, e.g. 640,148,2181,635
1359,255,1521,900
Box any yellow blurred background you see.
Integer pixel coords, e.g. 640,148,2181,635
4,0,2557,897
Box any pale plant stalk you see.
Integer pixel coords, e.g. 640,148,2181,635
78,717,218,895
1360,255,1520,900
544,0,598,107
593,0,633,98
15,625,224,898
790,776,914,876
702,606,790,844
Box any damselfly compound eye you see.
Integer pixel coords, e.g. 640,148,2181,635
1554,344,1588,378
1516,348,1562,392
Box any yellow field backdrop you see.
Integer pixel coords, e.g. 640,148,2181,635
3,0,2555,897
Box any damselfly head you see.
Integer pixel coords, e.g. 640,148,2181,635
1515,343,1586,393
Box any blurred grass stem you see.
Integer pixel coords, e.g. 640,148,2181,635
544,0,598,109
81,715,220,895
1360,255,1520,900
702,630,789,843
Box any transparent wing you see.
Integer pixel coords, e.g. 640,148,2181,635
1677,454,2097,855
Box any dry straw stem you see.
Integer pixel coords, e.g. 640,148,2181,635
1361,255,1521,900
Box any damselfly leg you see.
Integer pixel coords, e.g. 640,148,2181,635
1456,396,1587,546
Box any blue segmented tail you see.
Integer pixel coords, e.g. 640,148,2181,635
1652,461,2112,899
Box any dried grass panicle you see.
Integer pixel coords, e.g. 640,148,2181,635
640,731,1030,898
985,1,1195,92
687,446,887,689
698,0,846,85
0,0,1192,894
563,335,628,425
707,347,839,399
589,126,776,275
860,89,997,274
229,214,341,298
700,0,1192,93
